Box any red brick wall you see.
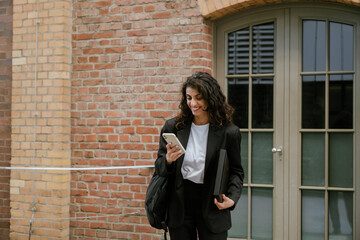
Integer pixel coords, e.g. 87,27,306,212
71,0,212,239
0,0,11,239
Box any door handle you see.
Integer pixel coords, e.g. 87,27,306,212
272,146,282,161
272,146,282,153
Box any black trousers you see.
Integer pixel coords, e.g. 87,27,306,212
169,180,228,240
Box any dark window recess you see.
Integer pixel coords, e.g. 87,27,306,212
228,78,249,129
329,74,353,129
302,75,325,129
252,77,273,128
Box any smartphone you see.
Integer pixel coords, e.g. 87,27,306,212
162,133,186,154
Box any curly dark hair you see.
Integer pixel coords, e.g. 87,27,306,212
175,72,234,129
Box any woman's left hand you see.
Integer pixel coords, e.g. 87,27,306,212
214,194,234,210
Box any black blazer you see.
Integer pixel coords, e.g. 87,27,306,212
155,118,244,233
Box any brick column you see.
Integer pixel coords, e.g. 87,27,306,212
11,0,71,239
0,0,12,239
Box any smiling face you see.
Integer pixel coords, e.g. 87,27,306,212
186,87,209,125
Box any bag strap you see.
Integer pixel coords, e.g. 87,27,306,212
161,194,169,239
163,229,167,240
161,119,177,240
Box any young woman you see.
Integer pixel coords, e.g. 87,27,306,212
155,72,244,240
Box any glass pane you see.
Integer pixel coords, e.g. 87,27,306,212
252,77,273,128
329,133,353,188
241,132,248,184
302,20,326,72
302,190,325,240
329,74,353,129
301,133,325,186
228,28,250,74
302,75,325,129
252,22,274,74
329,22,354,71
251,132,273,184
228,78,249,129
329,191,353,240
229,188,248,238
251,188,273,240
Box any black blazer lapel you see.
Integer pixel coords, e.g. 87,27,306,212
176,124,191,150
204,125,223,175
174,124,191,183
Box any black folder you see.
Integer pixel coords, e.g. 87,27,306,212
213,149,229,203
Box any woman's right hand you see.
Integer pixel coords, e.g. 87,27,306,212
165,143,184,165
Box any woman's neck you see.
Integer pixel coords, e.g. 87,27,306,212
193,116,209,126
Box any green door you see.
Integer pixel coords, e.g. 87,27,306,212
291,7,358,240
215,4,359,240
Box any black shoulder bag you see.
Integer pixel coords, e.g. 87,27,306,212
145,173,169,239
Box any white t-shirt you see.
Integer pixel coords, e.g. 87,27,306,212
181,122,209,184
